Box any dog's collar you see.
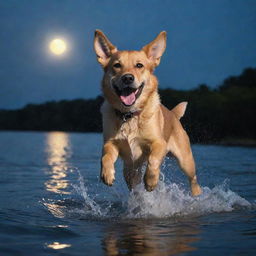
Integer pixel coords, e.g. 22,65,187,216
114,109,140,122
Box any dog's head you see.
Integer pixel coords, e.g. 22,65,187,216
94,30,166,111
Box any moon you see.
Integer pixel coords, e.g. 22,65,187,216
49,39,67,55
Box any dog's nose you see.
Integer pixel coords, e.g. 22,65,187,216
121,74,134,85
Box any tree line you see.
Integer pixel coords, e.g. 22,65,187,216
0,67,255,144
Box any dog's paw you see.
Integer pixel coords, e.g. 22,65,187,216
144,170,159,192
191,183,202,196
101,168,115,186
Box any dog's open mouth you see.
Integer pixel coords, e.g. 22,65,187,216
113,82,144,106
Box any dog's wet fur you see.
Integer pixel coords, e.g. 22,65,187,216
94,30,202,196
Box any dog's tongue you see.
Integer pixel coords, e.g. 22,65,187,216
120,92,136,106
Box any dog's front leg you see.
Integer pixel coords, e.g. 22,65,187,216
101,140,119,186
144,140,167,191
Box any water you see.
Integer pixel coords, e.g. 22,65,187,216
0,131,255,255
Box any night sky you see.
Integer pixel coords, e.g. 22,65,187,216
0,0,256,109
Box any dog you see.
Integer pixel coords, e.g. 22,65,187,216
94,30,202,196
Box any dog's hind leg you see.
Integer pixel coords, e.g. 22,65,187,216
168,129,202,196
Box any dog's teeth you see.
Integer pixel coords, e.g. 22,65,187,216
135,89,139,95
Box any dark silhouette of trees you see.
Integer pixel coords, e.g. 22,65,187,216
0,67,255,144
0,97,103,132
219,68,256,90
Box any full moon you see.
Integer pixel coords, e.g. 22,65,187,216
49,39,67,55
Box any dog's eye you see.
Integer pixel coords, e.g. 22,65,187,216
136,63,144,68
113,63,121,68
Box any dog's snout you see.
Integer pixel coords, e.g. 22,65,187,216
121,74,134,85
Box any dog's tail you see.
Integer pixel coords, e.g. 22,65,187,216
171,102,188,120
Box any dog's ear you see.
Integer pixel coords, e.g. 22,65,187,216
142,31,167,67
172,102,188,120
94,30,117,67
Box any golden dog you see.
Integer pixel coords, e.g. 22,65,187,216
94,30,202,196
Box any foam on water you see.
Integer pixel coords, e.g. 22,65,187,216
43,171,252,220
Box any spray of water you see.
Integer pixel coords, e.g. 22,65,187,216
43,170,252,220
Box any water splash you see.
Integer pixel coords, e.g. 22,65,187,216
126,180,251,218
43,171,252,220
72,173,105,217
